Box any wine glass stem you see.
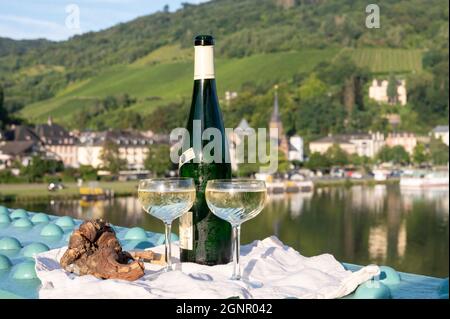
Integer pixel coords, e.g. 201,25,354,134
164,222,172,271
232,225,241,280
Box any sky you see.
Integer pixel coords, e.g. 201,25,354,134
0,0,208,41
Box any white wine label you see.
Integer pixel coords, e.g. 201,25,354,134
179,211,193,250
179,147,196,169
194,46,215,80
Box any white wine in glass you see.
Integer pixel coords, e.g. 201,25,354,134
138,178,195,272
205,179,267,280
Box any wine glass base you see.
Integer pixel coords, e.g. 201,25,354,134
164,265,173,272
231,274,241,281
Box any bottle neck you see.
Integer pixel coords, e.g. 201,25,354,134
194,45,215,80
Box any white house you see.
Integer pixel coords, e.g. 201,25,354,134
385,132,430,155
77,130,154,170
288,135,304,162
432,125,449,146
309,132,385,158
0,125,55,169
35,117,79,168
225,91,238,104
228,119,255,171
0,140,45,169
369,79,407,106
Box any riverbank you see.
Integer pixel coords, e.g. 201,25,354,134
313,178,400,188
0,181,137,203
0,178,400,203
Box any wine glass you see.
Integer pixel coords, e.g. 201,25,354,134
138,178,196,272
205,179,267,280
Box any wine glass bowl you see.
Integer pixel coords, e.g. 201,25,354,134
205,180,267,226
138,178,196,271
138,179,196,223
205,179,267,280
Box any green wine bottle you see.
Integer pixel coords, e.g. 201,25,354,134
179,35,232,265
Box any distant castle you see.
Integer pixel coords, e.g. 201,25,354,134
269,86,289,158
369,79,407,106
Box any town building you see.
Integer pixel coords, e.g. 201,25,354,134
225,91,238,105
229,113,304,171
0,125,51,168
77,130,154,171
385,132,430,155
0,120,171,173
269,86,289,157
384,114,401,128
35,117,79,168
369,79,407,106
288,135,304,162
0,140,43,169
309,132,385,158
432,125,449,146
1,125,41,142
228,118,255,171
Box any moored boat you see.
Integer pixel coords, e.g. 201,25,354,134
265,180,314,194
400,170,449,188
373,169,389,181
79,182,114,200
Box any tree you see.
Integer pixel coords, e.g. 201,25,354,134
408,49,449,126
79,165,98,181
181,2,193,9
350,154,371,167
306,152,330,171
298,73,327,101
325,144,349,167
115,110,142,130
412,143,429,165
295,96,346,136
277,149,290,173
100,141,127,174
0,84,3,110
143,101,189,133
144,144,172,176
237,142,260,177
377,145,410,165
163,4,170,13
377,146,392,164
429,138,449,165
236,140,290,176
0,84,9,128
387,74,398,104
20,156,64,182
315,55,369,124
390,146,410,165
102,95,119,111
0,169,23,183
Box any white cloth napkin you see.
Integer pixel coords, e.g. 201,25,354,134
35,236,379,299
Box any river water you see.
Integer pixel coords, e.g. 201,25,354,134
17,184,449,277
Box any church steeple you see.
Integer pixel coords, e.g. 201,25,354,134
269,85,289,159
271,85,280,123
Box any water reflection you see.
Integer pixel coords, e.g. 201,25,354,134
368,225,387,261
268,192,313,220
400,187,449,219
16,184,449,277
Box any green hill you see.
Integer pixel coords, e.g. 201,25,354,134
20,47,424,125
20,49,338,123
346,48,423,74
0,0,448,129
